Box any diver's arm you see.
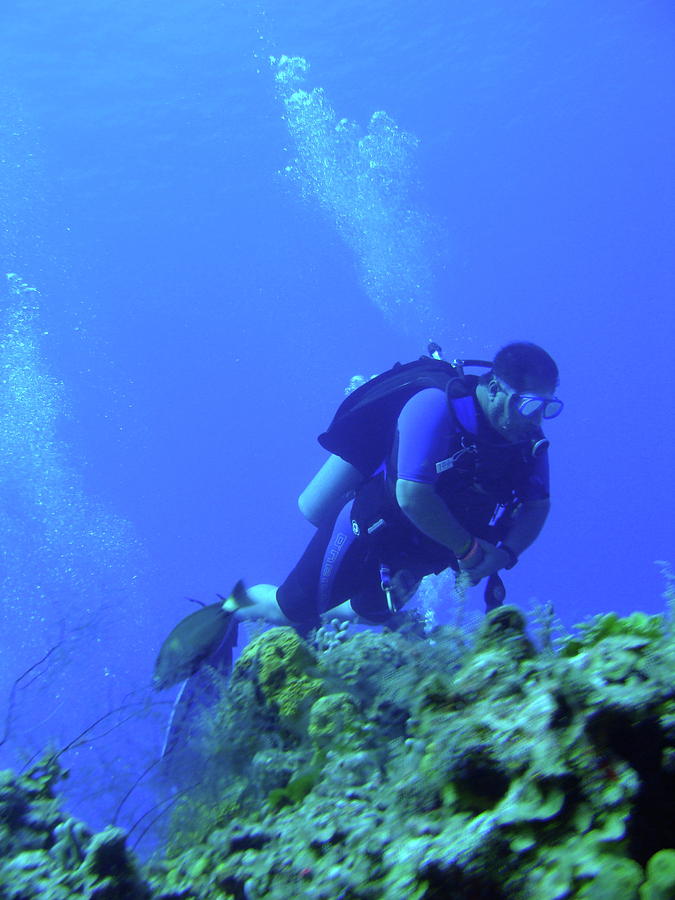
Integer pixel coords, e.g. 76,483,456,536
398,482,550,584
396,478,473,556
460,500,551,584
499,498,550,556
395,390,472,554
462,498,551,583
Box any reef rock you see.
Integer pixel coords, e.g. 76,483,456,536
2,605,675,899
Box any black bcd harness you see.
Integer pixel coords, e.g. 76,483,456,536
318,356,484,477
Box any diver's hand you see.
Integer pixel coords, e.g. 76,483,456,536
458,539,510,586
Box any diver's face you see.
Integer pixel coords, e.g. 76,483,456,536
486,377,557,441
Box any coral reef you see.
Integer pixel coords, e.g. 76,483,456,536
0,756,150,898
2,605,674,898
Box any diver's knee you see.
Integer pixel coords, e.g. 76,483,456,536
298,491,323,527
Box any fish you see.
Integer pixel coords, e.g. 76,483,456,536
153,580,251,690
160,618,240,759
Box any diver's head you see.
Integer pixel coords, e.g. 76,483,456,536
478,342,562,441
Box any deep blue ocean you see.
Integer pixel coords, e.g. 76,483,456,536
1,0,674,846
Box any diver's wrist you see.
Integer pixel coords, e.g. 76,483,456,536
455,535,474,559
457,536,482,567
497,542,518,569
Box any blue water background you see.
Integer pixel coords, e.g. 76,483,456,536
1,0,674,841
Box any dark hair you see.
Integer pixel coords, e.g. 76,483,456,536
490,342,559,392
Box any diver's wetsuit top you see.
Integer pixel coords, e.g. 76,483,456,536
277,387,549,631
397,387,549,500
396,387,457,482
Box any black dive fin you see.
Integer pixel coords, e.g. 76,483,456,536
484,573,506,612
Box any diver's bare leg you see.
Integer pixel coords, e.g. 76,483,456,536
233,586,359,627
232,584,291,625
298,455,364,526
322,600,359,622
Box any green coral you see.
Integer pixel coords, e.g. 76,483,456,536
554,610,670,714
307,691,367,752
577,856,644,899
167,785,246,857
0,763,149,899
235,627,324,723
267,770,319,811
529,837,644,899
640,849,675,900
561,611,664,657
400,603,662,900
5,591,674,899
473,604,536,660
0,756,66,859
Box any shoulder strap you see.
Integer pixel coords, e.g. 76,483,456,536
447,376,479,434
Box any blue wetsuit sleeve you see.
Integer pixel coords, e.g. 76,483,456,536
395,388,452,485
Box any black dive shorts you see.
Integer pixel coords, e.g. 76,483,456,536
276,498,453,631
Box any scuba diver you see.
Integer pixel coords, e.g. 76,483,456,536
155,341,562,693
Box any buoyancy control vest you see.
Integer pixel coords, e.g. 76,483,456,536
319,356,549,543
318,356,474,477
